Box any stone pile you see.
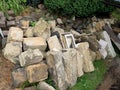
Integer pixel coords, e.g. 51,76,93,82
2,16,117,90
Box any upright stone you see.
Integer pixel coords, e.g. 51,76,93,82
77,42,95,72
23,37,47,51
3,42,22,64
19,49,43,67
7,27,23,43
47,35,62,51
76,51,84,77
26,63,48,83
11,68,27,88
38,81,55,90
46,51,68,90
101,31,116,58
24,27,33,37
62,49,78,87
33,19,51,40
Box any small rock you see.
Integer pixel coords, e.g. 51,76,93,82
95,51,102,60
118,33,120,40
89,49,97,61
48,20,56,29
0,11,4,17
2,37,7,48
7,27,23,43
7,20,16,27
24,86,36,90
26,63,48,83
91,16,97,22
0,21,6,28
56,18,63,25
37,81,55,90
20,20,29,29
11,68,27,87
38,4,45,10
7,10,15,16
3,42,22,64
47,35,62,51
23,37,47,51
19,49,43,67
7,16,15,21
24,27,33,37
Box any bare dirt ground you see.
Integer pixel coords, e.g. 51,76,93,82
0,50,14,90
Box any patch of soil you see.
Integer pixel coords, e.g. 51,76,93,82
0,51,14,90
97,57,120,90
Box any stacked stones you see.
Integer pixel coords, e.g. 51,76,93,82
2,16,116,90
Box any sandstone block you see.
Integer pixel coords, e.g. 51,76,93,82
23,37,47,51
19,49,43,67
47,35,62,51
7,27,23,43
26,63,48,83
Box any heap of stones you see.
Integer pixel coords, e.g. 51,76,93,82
2,14,117,90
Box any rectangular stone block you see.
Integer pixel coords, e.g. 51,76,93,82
47,35,62,51
23,37,47,51
26,63,48,83
7,27,23,43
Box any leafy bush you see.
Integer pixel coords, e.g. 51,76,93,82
0,0,26,15
44,0,114,17
26,0,43,7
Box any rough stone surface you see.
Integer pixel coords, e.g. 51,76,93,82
19,49,43,67
76,51,84,77
57,18,63,24
62,49,78,87
7,21,16,27
89,49,97,61
33,19,50,40
48,20,56,29
24,27,33,37
26,63,48,83
7,27,23,43
95,51,102,60
0,21,6,28
46,51,68,90
101,31,116,58
47,35,62,51
24,86,36,90
11,68,27,88
77,42,95,72
3,42,22,64
23,37,47,51
38,81,55,90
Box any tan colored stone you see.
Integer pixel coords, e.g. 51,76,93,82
48,20,56,29
77,42,95,72
24,27,33,37
47,35,62,51
89,49,97,62
26,63,48,83
23,37,47,51
7,27,23,43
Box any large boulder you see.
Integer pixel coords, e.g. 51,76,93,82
62,49,78,87
33,19,51,40
77,42,95,72
7,27,23,43
3,42,22,64
19,49,43,67
26,63,48,83
46,51,68,90
23,37,47,51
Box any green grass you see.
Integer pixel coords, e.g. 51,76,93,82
69,60,107,90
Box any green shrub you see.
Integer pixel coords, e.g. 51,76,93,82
44,0,114,17
0,0,26,15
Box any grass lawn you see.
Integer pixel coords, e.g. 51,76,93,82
69,60,107,90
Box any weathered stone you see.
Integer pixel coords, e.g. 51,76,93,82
0,21,6,28
62,49,78,87
24,27,33,37
12,68,27,87
0,17,6,21
0,11,4,17
46,51,68,90
7,27,23,43
89,49,97,61
7,21,16,27
118,33,120,40
7,16,15,21
3,42,22,64
93,21,105,31
48,20,56,29
56,18,63,25
53,27,64,34
77,42,95,72
24,86,36,90
19,49,43,67
7,10,15,16
2,37,7,48
23,37,47,51
37,81,55,90
76,51,84,77
95,51,102,60
20,20,29,29
47,35,62,51
26,63,48,83
33,19,50,40
70,29,81,37
101,31,116,58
